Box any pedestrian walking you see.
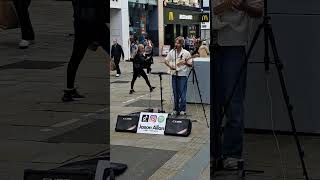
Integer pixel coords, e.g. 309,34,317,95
129,44,155,94
62,0,109,102
13,0,35,49
111,39,124,77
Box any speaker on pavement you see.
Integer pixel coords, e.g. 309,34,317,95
115,115,139,133
164,118,192,137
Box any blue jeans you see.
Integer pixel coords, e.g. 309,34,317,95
215,46,247,158
172,76,188,112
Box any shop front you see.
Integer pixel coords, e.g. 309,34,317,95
163,7,201,48
128,0,159,54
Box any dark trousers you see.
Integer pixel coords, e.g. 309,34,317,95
113,57,121,74
13,0,34,40
131,68,151,90
214,46,247,158
66,22,109,89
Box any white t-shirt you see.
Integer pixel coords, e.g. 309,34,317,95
165,48,192,76
213,0,263,46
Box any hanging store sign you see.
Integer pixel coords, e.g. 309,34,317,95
179,14,193,20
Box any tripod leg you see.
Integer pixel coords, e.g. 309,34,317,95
192,69,209,127
267,26,309,180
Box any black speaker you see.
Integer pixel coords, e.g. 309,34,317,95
164,118,192,137
24,169,93,180
115,115,139,133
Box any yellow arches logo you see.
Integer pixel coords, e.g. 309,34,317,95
201,14,209,22
169,12,174,21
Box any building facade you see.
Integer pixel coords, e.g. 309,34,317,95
110,0,130,60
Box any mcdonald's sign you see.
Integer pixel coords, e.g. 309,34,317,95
168,11,174,21
201,13,209,22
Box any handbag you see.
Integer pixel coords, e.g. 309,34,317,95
110,59,116,71
0,0,19,30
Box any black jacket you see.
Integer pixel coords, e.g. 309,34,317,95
111,44,124,59
133,53,146,70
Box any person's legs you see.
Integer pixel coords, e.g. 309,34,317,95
218,46,246,159
66,35,90,89
139,69,152,88
13,0,34,41
172,76,179,112
130,70,139,90
178,76,188,112
114,57,121,75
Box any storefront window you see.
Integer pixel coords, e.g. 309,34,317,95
129,2,159,53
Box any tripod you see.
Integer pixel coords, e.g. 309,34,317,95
173,59,209,128
211,1,310,180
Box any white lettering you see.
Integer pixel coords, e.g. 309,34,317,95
179,14,193,20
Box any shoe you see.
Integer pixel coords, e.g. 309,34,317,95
223,157,241,170
149,86,155,92
116,74,120,77
129,89,135,94
180,111,186,115
62,90,74,102
19,40,34,49
62,88,85,102
170,111,178,116
70,88,85,98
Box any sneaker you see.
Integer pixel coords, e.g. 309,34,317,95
62,88,85,102
19,40,34,49
180,111,186,115
170,111,178,116
129,89,135,94
70,88,85,99
223,157,241,170
62,90,74,102
116,74,120,77
149,86,155,92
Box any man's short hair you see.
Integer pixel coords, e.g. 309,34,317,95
175,36,184,45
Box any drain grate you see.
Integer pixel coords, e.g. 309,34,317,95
125,99,163,108
0,60,66,70
111,80,130,84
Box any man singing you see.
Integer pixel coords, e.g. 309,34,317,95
213,0,263,169
163,36,192,116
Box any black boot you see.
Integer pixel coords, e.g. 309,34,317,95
62,88,85,102
150,86,156,92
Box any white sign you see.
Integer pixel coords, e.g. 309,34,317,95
162,45,171,56
201,22,210,30
179,14,193,20
137,112,168,135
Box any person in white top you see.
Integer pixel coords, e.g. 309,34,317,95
213,0,263,170
163,36,192,115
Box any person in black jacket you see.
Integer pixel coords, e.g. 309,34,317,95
62,0,110,102
130,44,155,94
111,39,124,77
13,0,35,49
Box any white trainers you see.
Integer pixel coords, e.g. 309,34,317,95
19,40,34,49
116,74,120,77
180,111,186,115
223,157,241,170
170,111,178,116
